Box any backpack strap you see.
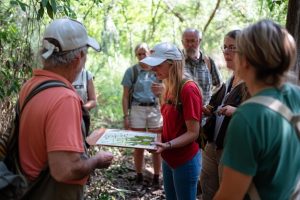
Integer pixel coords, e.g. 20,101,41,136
1,80,70,197
243,96,300,139
20,80,68,114
166,79,196,111
203,55,212,73
177,79,195,106
7,80,70,166
132,64,139,85
128,65,139,110
243,95,300,200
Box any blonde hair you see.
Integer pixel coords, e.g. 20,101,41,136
163,59,184,104
236,19,296,86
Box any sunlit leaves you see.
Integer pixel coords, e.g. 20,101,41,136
266,0,287,11
46,1,54,18
258,0,288,24
41,0,48,7
10,0,28,12
36,0,77,20
37,3,44,20
50,0,57,13
0,1,34,100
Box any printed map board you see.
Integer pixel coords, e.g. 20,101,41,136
86,128,158,150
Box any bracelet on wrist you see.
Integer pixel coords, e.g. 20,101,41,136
167,141,172,149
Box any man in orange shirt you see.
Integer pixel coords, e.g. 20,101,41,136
18,18,113,199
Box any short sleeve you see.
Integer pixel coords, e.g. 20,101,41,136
221,110,258,176
181,82,202,121
46,95,84,153
121,67,134,88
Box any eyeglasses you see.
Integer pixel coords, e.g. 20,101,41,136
221,46,237,53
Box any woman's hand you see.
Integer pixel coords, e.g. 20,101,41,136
153,142,170,153
151,82,164,97
217,105,237,117
123,116,130,130
203,105,213,116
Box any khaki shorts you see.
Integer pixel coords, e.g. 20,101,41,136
130,105,162,129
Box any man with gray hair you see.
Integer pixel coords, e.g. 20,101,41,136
17,18,113,199
182,28,222,107
182,28,222,196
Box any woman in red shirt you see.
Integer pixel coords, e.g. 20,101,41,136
140,42,202,200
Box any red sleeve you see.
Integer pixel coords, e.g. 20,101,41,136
181,81,202,121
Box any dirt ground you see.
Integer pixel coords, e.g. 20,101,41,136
84,146,166,200
84,146,202,200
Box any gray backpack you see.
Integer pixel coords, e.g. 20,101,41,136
243,96,300,200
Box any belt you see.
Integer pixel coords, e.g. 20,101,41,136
137,102,157,107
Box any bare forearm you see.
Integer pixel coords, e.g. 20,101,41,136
168,120,199,148
84,100,97,111
69,154,100,180
49,151,113,182
122,99,129,116
169,131,198,149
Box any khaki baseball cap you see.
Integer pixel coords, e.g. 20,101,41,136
140,42,182,67
42,18,100,59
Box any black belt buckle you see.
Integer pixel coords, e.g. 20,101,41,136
138,102,157,106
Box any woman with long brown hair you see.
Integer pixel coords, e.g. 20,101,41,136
141,42,202,200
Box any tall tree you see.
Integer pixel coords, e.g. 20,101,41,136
286,0,300,82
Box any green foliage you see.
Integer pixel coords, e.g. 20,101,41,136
87,51,127,129
0,1,33,100
37,0,77,20
259,0,288,25
72,0,289,128
1,0,290,128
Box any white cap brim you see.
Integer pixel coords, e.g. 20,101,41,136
140,57,166,67
87,36,100,51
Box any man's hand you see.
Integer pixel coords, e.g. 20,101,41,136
93,151,114,169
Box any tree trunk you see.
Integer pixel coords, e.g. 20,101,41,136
286,0,300,83
203,0,222,33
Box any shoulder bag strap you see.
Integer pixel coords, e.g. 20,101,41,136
203,55,212,73
243,96,300,139
176,79,199,111
20,80,68,113
243,96,293,121
243,95,300,200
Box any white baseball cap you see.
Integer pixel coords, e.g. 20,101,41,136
42,18,100,59
140,42,182,67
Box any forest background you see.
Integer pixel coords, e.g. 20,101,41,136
0,0,292,130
